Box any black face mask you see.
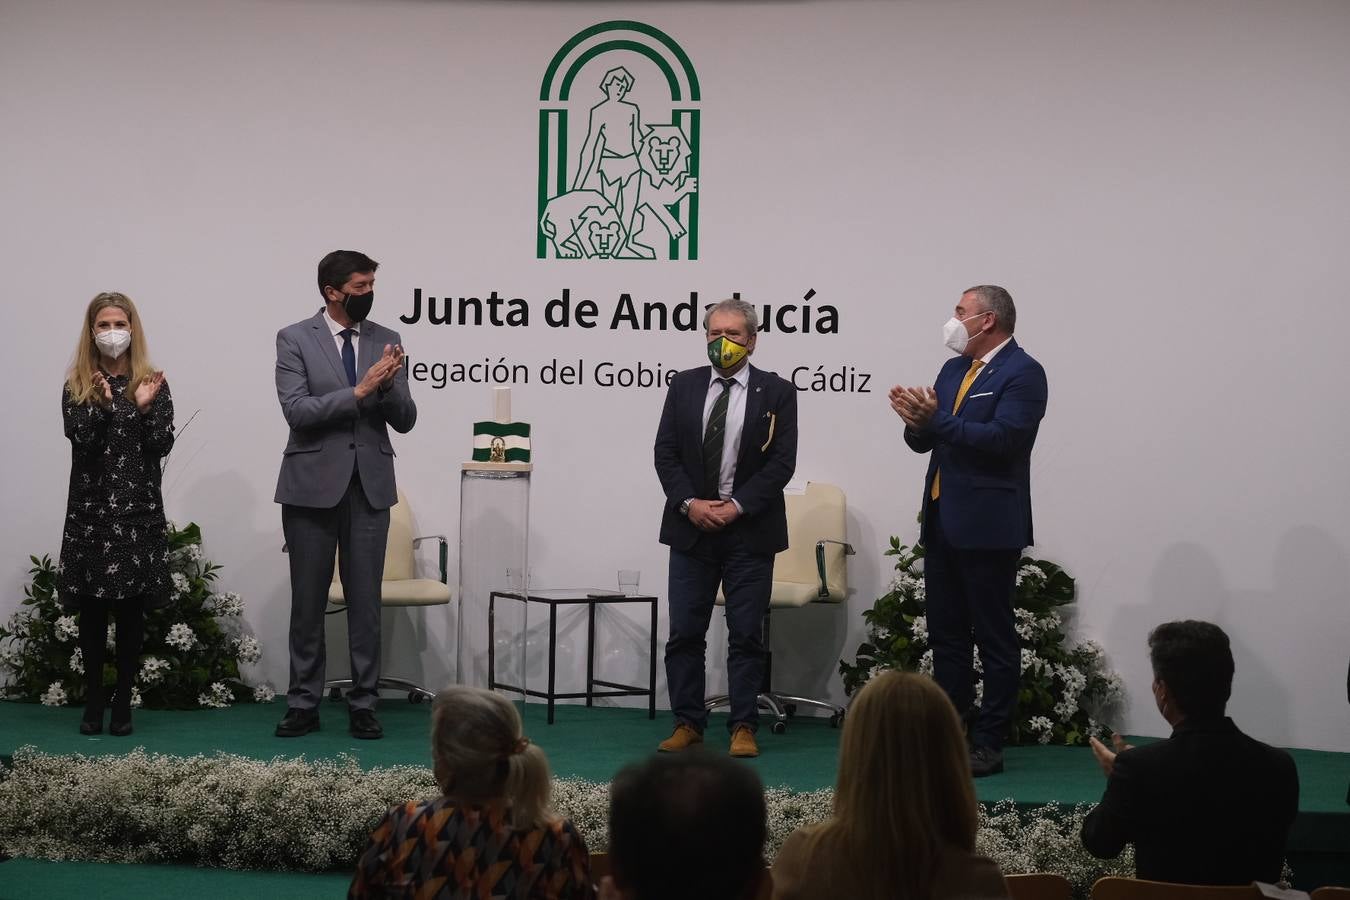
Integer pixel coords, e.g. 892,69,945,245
342,290,374,323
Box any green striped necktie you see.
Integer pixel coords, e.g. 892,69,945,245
702,377,735,498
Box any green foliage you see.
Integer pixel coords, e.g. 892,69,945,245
839,537,1123,746
0,522,269,709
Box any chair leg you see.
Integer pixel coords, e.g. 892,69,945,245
323,676,437,704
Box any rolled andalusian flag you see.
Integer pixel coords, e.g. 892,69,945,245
472,421,531,463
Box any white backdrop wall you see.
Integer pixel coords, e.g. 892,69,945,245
3,0,1347,750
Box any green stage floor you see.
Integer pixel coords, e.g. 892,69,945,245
1,700,1347,897
1,699,1346,811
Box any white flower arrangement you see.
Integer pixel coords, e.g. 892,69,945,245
252,684,276,703
208,592,245,618
165,622,197,652
40,682,67,707
0,747,1150,887
197,682,234,709
842,540,1124,746
1,526,269,708
139,656,171,686
55,616,79,643
234,636,262,666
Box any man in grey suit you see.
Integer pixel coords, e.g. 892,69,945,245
274,250,417,739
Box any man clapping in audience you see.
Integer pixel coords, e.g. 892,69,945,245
1082,620,1299,884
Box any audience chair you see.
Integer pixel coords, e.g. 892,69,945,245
588,851,611,887
706,481,854,734
1005,872,1072,900
1091,878,1266,900
1311,889,1350,900
325,491,452,702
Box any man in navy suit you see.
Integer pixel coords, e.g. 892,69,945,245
653,298,798,758
273,250,417,740
890,285,1047,776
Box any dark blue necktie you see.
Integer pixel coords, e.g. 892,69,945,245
340,329,357,387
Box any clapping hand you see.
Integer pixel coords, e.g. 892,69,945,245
92,371,113,403
134,371,165,412
1089,732,1134,778
888,385,937,430
355,345,405,399
378,344,405,388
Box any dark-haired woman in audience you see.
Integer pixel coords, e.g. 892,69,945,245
350,686,595,899
772,670,1009,900
59,292,174,737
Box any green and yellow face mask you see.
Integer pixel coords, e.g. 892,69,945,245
707,335,749,370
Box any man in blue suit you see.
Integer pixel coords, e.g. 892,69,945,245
890,285,1047,775
273,250,417,740
653,298,798,758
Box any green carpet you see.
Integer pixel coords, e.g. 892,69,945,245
0,858,352,899
1,700,1345,811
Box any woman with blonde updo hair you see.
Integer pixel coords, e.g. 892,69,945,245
350,686,595,899
771,671,1008,900
60,292,173,737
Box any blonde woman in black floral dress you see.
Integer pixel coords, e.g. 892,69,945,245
59,292,174,736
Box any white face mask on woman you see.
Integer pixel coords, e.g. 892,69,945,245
95,329,132,359
941,312,988,354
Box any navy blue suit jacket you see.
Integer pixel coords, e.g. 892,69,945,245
654,364,798,555
904,338,1047,550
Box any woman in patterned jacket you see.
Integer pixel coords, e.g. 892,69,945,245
351,686,595,899
59,291,173,736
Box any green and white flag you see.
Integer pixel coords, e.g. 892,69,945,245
472,422,531,463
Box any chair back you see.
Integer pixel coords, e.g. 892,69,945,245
776,482,848,601
1311,890,1350,900
1006,872,1072,900
1091,877,1266,900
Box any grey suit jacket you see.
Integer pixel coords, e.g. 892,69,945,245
273,310,417,510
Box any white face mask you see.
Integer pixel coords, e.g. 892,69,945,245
95,329,132,359
942,312,989,354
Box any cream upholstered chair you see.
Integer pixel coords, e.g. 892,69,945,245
325,491,452,702
706,481,854,734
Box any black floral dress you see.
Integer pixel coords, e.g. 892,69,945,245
58,374,175,609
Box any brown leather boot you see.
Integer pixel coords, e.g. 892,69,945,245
657,723,704,752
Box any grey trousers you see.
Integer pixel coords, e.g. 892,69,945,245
281,473,389,712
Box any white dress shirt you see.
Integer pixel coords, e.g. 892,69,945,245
701,363,751,505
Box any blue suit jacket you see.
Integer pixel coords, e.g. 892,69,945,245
654,364,798,555
904,338,1047,550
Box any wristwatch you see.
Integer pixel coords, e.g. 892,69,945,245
679,498,694,516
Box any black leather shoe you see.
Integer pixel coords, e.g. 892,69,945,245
275,708,320,737
970,746,1005,777
109,719,133,737
349,708,383,740
79,719,102,735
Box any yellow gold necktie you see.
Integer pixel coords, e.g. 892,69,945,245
930,359,985,501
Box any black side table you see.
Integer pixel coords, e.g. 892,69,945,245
488,588,658,724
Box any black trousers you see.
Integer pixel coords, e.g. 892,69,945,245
922,501,1022,751
77,593,145,720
